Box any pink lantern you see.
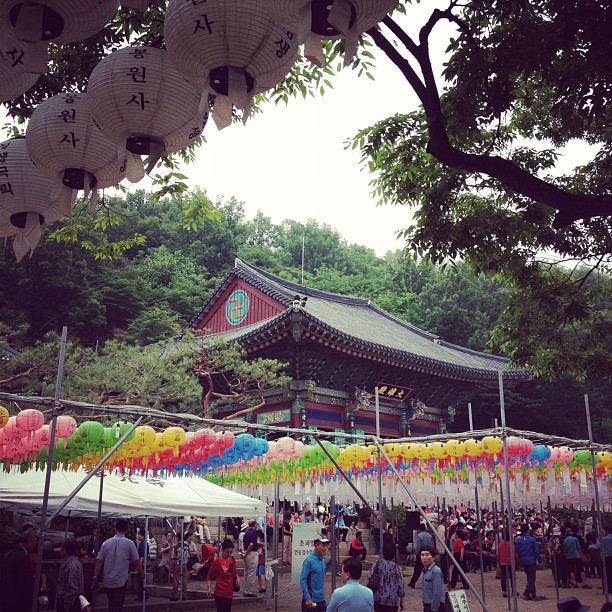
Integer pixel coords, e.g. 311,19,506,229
277,436,295,454
216,431,234,450
506,436,522,455
549,447,561,462
16,408,45,433
558,446,574,463
292,440,305,458
266,440,279,459
520,439,534,456
56,415,77,437
3,416,24,439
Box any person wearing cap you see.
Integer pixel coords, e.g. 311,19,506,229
516,525,541,601
327,557,373,612
556,596,590,612
300,534,330,610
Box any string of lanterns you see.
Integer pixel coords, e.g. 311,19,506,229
0,1,401,260
1,406,610,490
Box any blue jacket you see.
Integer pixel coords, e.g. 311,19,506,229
300,552,327,603
516,534,540,565
422,564,445,612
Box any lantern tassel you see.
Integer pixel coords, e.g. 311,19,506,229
125,153,145,183
304,33,326,68
88,188,98,214
13,212,42,262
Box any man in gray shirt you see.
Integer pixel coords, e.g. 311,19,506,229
92,518,143,612
409,523,435,588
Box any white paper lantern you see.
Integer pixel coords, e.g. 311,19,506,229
26,92,133,202
0,0,119,44
164,0,299,129
86,46,207,176
0,25,48,102
0,138,74,261
263,0,397,67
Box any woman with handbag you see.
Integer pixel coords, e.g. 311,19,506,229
207,539,239,612
367,544,405,612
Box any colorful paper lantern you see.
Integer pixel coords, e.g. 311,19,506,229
0,405,11,428
87,46,207,176
164,0,299,129
0,137,75,261
15,408,45,433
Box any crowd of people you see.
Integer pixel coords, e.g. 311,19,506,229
1,503,611,612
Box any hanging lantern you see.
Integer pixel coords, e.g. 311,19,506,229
161,426,186,456
15,408,45,433
263,0,397,67
0,405,9,428
87,46,207,176
0,26,48,103
26,92,136,206
164,0,299,129
55,415,77,440
1,0,119,44
0,137,75,261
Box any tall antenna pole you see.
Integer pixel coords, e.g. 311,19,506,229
301,232,305,284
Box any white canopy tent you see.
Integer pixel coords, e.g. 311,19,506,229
0,468,266,518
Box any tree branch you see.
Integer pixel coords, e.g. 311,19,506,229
368,19,612,228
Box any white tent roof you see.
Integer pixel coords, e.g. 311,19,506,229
0,468,265,518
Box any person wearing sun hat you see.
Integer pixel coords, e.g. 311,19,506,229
556,596,590,611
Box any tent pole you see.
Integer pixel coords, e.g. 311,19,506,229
474,483,486,602
375,387,384,559
95,474,104,556
32,325,68,612
585,394,608,601
373,438,490,612
45,417,143,526
330,494,336,591
179,519,185,602
498,372,518,612
548,497,560,603
143,515,148,612
273,479,279,612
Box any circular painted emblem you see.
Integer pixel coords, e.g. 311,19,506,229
225,289,250,325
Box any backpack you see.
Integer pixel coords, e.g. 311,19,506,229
170,542,190,565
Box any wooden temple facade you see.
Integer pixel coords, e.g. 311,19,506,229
189,259,529,440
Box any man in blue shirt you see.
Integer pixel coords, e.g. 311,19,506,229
300,534,330,611
327,557,374,612
409,523,435,588
516,526,541,601
562,529,583,587
420,545,445,612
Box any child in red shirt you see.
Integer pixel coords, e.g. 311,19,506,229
207,539,239,611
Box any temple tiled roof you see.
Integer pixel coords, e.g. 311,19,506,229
190,259,530,382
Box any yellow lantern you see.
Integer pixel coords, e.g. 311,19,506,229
0,405,9,428
400,443,414,459
161,426,186,456
465,439,484,458
133,425,156,447
482,436,503,455
429,441,448,460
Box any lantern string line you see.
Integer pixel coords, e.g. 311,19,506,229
0,391,609,452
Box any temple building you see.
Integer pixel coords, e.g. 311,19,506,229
189,259,529,439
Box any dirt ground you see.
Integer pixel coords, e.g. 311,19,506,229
110,563,609,612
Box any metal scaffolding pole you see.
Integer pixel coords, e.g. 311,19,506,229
498,372,518,612
32,326,68,612
585,394,608,601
